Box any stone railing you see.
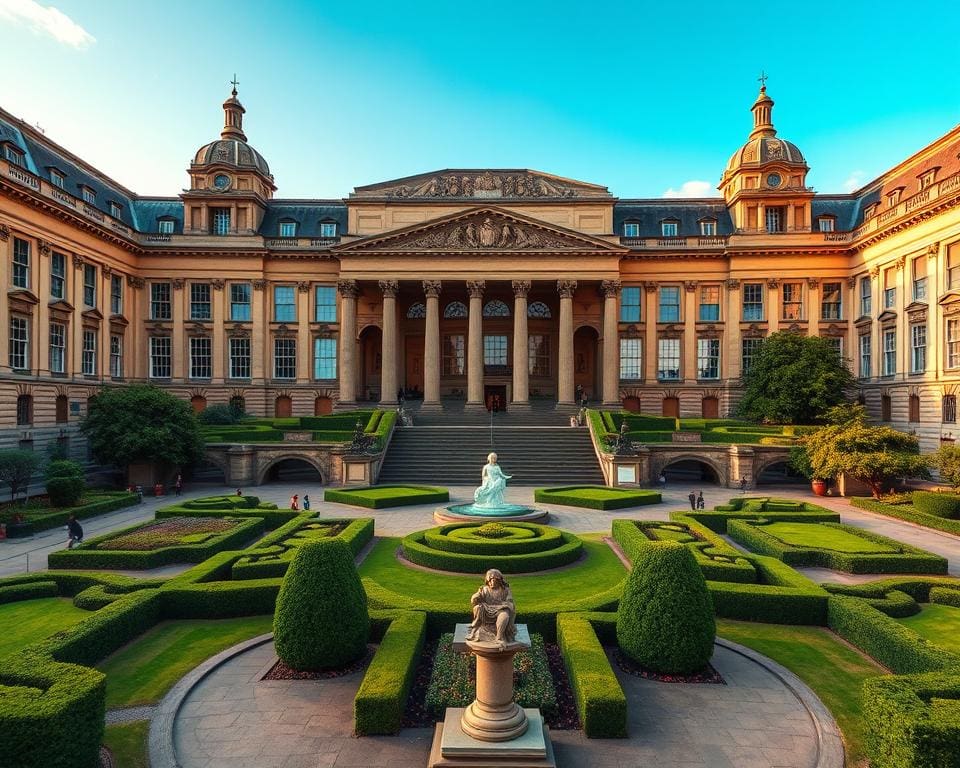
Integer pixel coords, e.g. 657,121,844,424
620,235,728,249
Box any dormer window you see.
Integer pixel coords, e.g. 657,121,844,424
918,168,939,190
699,219,716,236
158,219,175,234
863,203,878,222
661,220,678,237
887,188,903,208
49,169,65,188
279,221,297,238
4,144,24,167
818,216,835,232
319,222,337,238
81,186,96,204
109,202,122,219
623,222,640,238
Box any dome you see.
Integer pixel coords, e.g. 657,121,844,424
725,136,805,173
193,139,271,176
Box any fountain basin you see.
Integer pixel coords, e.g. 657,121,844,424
434,503,549,524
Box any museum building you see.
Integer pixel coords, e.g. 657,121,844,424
2,84,960,454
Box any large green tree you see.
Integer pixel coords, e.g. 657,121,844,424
81,385,205,477
736,332,855,424
0,449,41,502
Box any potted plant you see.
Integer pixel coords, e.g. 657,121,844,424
789,445,828,496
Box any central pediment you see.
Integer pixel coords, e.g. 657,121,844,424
334,207,626,254
350,169,612,201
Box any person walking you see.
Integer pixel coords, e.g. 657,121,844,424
696,491,705,510
688,491,697,511
739,477,747,493
66,513,84,549
175,474,183,497
290,494,299,511
302,494,311,512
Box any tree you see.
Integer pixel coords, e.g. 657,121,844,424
736,332,855,424
0,449,41,502
274,538,369,671
798,410,930,498
930,444,960,490
616,541,715,675
81,385,205,479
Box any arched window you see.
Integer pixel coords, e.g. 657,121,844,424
314,396,333,416
275,395,292,418
527,301,552,319
406,302,426,319
483,300,510,318
444,301,468,319
16,394,32,426
190,395,207,414
909,394,920,423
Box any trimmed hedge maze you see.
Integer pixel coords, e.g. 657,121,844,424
533,485,661,510
200,409,383,444
589,409,811,447
401,522,583,573
324,484,449,509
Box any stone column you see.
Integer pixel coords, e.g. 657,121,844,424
212,279,225,380
557,280,577,404
36,242,51,374
766,279,780,334
643,282,658,383
251,280,266,382
0,229,9,373
423,280,442,405
172,278,185,380
71,256,84,375
466,280,485,408
601,279,621,406
683,281,697,383
296,282,311,383
870,267,881,379
725,280,741,380
511,280,531,406
379,279,399,405
337,280,359,405
806,278,820,337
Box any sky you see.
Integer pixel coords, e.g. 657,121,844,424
1,0,958,201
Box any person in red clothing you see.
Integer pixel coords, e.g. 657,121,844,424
290,494,299,511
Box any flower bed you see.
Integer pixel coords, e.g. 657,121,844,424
0,491,139,536
324,484,449,509
533,486,661,510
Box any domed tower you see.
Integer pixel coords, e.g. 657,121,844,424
718,81,813,234
181,81,276,236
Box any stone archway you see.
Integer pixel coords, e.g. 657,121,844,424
257,453,326,485
658,455,726,486
755,457,805,485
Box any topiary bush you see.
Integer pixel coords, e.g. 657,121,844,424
616,541,715,674
274,538,369,671
911,491,960,519
44,460,85,507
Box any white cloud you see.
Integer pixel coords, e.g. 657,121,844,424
662,179,714,198
0,0,94,48
842,170,865,193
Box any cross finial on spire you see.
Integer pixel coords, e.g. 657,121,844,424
230,74,239,96
757,70,768,90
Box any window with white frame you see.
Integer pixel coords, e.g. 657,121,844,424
82,329,96,375
699,286,720,321
528,334,549,377
279,221,296,238
658,286,680,322
623,222,639,238
158,219,175,234
741,337,763,375
911,324,927,373
882,329,896,376
619,337,642,380
83,264,96,307
483,335,508,366
190,283,211,320
765,206,784,233
661,220,678,237
230,283,251,321
274,286,296,322
81,187,96,204
149,336,171,378
50,251,66,300
50,169,64,188
883,267,896,309
912,256,927,301
12,237,29,289
313,337,336,379
818,217,835,232
110,334,122,378
657,337,680,380
782,282,803,320
699,219,717,236
4,145,24,166
110,274,123,315
743,283,764,321
315,286,336,322
620,286,641,322
212,208,230,236
859,334,872,378
697,337,720,379
9,316,28,370
229,337,251,379
49,322,65,374
821,282,842,320
274,338,296,378
319,222,337,238
189,337,211,378
443,334,466,376
948,319,960,369
150,283,171,320
109,202,122,219
949,242,960,290
860,276,872,316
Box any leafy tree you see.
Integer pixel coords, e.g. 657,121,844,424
930,444,960,490
81,385,205,479
0,449,41,502
198,403,246,425
736,332,855,424
798,410,930,498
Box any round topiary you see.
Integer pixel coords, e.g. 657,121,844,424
273,538,369,671
616,541,715,675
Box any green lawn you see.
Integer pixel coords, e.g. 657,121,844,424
347,486,443,499
717,618,886,767
97,615,274,708
325,484,449,509
762,522,897,553
534,486,661,510
895,603,960,655
360,534,625,606
102,721,149,768
0,598,92,661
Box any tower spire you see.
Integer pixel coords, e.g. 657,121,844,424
748,74,776,141
220,76,247,142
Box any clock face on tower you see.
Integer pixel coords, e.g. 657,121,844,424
767,173,782,188
213,174,230,190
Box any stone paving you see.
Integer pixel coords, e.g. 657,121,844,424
165,637,834,768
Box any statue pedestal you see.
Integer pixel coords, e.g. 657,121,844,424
428,624,556,768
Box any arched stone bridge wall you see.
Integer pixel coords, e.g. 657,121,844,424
204,444,384,487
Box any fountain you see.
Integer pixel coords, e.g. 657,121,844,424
434,453,548,523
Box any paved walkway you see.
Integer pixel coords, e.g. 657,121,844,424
161,636,838,768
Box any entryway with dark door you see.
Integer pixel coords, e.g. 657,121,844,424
485,385,507,412
702,396,719,418
662,396,680,417
405,335,424,397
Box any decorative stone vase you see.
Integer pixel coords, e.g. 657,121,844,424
811,479,828,497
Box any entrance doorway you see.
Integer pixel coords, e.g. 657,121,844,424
702,396,719,419
573,326,599,401
359,326,382,402
662,396,680,418
405,335,424,397
485,385,507,412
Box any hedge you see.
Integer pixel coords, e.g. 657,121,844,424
423,523,563,555
706,556,829,625
156,500,296,529
929,586,960,608
534,486,661,510
911,491,960,519
0,580,59,604
47,516,264,570
0,492,139,535
682,502,838,534
850,496,960,536
354,609,427,735
727,519,948,575
556,611,627,738
400,528,583,574
821,576,960,604
324,484,449,509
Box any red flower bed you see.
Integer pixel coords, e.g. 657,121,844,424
96,517,236,551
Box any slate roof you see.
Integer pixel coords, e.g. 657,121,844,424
614,200,734,236
132,199,184,234
811,196,860,232
258,202,348,237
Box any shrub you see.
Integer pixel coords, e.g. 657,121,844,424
0,449,41,502
324,484,449,509
400,529,582,574
616,541,715,674
929,586,960,608
0,580,59,604
274,538,369,671
534,486,661,510
46,477,85,507
475,522,509,538
912,491,960,519
198,404,245,425
850,497,960,536
45,460,84,480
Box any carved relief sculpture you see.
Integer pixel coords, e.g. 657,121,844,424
383,213,589,251
422,280,442,298
511,280,531,298
372,171,595,199
601,279,622,298
557,279,577,298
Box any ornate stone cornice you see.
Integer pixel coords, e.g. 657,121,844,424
847,277,857,288
870,266,880,278
466,280,486,298
725,279,740,289
600,279,621,298
642,281,658,293
895,257,906,270
126,275,144,290
337,279,359,298
766,278,779,289
511,280,531,298
422,280,442,298
72,254,84,269
928,241,941,257
557,279,577,298
352,170,609,200
378,279,399,297
0,223,9,241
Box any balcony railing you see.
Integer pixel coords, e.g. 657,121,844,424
620,235,729,249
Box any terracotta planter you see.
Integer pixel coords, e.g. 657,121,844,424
153,483,165,497
811,479,828,497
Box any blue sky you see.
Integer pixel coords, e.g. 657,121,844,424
1,0,958,200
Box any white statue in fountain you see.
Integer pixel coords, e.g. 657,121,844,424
473,453,512,509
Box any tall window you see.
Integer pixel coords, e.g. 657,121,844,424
620,338,642,380
150,283,171,320
698,286,720,321
765,206,784,233
697,338,720,379
909,394,920,423
12,237,29,289
149,336,171,378
190,283,211,320
50,252,66,300
110,334,123,378
274,286,296,322
741,338,763,375
279,221,296,238
274,338,296,378
884,286,896,309
658,286,680,322
229,337,251,379
882,329,896,376
483,335,508,367
944,395,957,423
742,283,763,321
49,322,65,374
818,217,835,232
230,283,251,321
9,316,29,370
948,319,960,369
315,286,337,322
657,338,680,380
623,222,639,238
212,208,231,236
528,334,549,377
313,337,336,379
700,220,716,236
821,282,842,320
189,337,211,378
661,221,678,237
620,286,641,322
110,274,123,315
4,145,24,166
82,330,96,375
949,242,960,290
912,256,928,301
81,187,95,204
881,394,892,421
158,219,175,234
782,282,802,320
859,334,872,378
83,264,96,307
911,324,927,373
16,395,31,426
443,334,466,376
860,276,872,317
